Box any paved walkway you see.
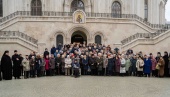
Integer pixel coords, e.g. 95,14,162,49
0,76,170,97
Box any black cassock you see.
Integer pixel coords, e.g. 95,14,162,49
0,62,2,80
12,54,21,78
1,55,12,80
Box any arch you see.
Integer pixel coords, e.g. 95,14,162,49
95,35,102,44
71,0,85,12
51,29,66,47
64,0,92,12
31,0,42,16
56,34,64,46
111,1,121,18
67,25,91,43
71,31,87,44
0,0,2,17
93,31,106,44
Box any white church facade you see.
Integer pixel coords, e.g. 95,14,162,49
0,0,170,56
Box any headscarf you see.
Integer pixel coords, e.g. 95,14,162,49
2,50,9,57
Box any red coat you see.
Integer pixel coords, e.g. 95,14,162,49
45,58,50,70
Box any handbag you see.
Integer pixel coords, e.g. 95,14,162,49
88,66,91,72
138,61,143,68
121,64,125,67
156,63,160,70
68,64,71,68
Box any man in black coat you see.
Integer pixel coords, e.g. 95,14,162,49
12,50,21,79
0,61,2,81
1,50,13,80
163,51,169,77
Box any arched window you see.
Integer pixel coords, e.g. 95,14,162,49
56,35,63,46
95,35,102,45
31,0,42,16
112,1,121,18
144,0,148,21
0,0,2,17
71,0,84,12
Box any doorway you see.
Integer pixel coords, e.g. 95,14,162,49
71,31,87,44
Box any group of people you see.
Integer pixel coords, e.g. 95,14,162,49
0,42,170,81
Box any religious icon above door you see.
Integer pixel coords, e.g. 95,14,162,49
73,10,86,24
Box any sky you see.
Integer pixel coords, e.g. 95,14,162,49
166,0,170,22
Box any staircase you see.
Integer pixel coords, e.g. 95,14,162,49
121,27,170,51
0,31,38,52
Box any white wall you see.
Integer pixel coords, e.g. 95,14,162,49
2,0,166,24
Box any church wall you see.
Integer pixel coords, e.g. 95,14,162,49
3,0,166,25
2,19,150,51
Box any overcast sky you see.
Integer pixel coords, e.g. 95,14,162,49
166,0,170,21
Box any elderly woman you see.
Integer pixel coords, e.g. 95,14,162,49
151,55,157,77
55,54,62,75
125,55,131,76
115,55,121,76
158,56,165,77
65,55,72,76
22,55,30,79
120,55,126,76
136,56,144,77
144,55,152,77
103,54,108,76
44,55,50,76
49,54,55,76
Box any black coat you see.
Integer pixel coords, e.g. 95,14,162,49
163,55,169,76
12,54,21,77
89,57,96,69
44,51,49,58
1,55,12,80
108,58,114,71
55,57,62,68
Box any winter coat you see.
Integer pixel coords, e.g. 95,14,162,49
103,57,108,68
120,58,126,73
22,58,30,71
151,58,157,70
55,57,62,68
136,59,144,71
96,57,103,71
89,57,96,69
44,58,50,70
130,58,137,72
158,58,165,77
29,58,35,70
35,58,42,70
115,58,121,73
144,59,152,74
49,58,55,69
108,58,114,71
125,59,131,71
40,58,45,71
65,58,72,68
82,58,88,70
